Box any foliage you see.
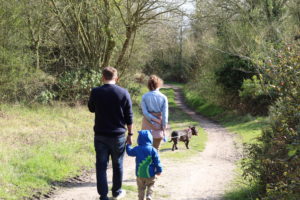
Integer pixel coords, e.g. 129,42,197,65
215,56,256,94
55,69,102,103
239,75,275,115
0,0,185,103
239,75,265,99
242,44,300,200
184,0,300,113
0,45,55,103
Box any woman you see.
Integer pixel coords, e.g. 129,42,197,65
141,75,168,150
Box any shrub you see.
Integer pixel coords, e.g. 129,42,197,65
215,56,256,94
0,45,55,103
55,69,102,102
239,75,274,115
242,44,300,200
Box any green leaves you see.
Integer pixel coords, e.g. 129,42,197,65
242,44,300,200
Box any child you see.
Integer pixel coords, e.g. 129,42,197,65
126,130,163,200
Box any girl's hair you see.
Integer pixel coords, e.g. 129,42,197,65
147,75,163,91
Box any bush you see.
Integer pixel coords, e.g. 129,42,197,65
215,56,256,94
239,75,274,115
242,44,300,200
55,69,102,102
0,45,55,103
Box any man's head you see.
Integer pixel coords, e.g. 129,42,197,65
102,66,118,82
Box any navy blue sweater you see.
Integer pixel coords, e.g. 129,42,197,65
88,84,133,137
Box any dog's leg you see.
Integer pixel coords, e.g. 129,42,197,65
175,140,178,150
185,140,190,149
172,140,175,151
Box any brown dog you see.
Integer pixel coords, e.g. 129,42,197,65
170,126,198,151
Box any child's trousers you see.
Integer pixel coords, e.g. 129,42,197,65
136,176,156,200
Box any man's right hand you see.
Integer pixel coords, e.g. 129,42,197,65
126,135,132,145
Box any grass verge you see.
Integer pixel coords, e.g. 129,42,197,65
0,104,95,199
183,88,268,144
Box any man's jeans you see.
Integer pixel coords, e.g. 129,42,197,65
94,135,126,200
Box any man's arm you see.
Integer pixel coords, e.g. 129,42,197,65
123,91,133,126
124,91,134,144
88,89,95,113
126,124,133,145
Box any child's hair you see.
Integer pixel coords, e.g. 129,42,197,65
147,75,163,91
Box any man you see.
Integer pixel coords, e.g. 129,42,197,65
88,67,133,200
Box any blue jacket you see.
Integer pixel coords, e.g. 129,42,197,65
126,130,163,178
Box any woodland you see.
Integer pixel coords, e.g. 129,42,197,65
0,0,300,199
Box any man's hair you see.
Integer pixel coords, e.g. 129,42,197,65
147,75,163,91
102,67,118,80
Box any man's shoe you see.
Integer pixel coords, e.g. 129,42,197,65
99,197,109,200
112,190,126,200
146,195,152,200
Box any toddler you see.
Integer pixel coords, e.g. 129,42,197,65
126,130,162,200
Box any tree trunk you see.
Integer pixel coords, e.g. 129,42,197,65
115,26,135,68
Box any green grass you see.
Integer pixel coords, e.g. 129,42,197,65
220,115,268,144
224,162,262,200
183,89,224,117
0,104,96,199
182,87,268,144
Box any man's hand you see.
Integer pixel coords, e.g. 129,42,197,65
126,135,132,145
156,173,161,176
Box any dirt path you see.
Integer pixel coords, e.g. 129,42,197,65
153,86,240,200
47,86,239,200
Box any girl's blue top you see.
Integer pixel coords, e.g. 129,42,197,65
141,89,168,128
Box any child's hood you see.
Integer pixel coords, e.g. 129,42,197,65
137,130,153,146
